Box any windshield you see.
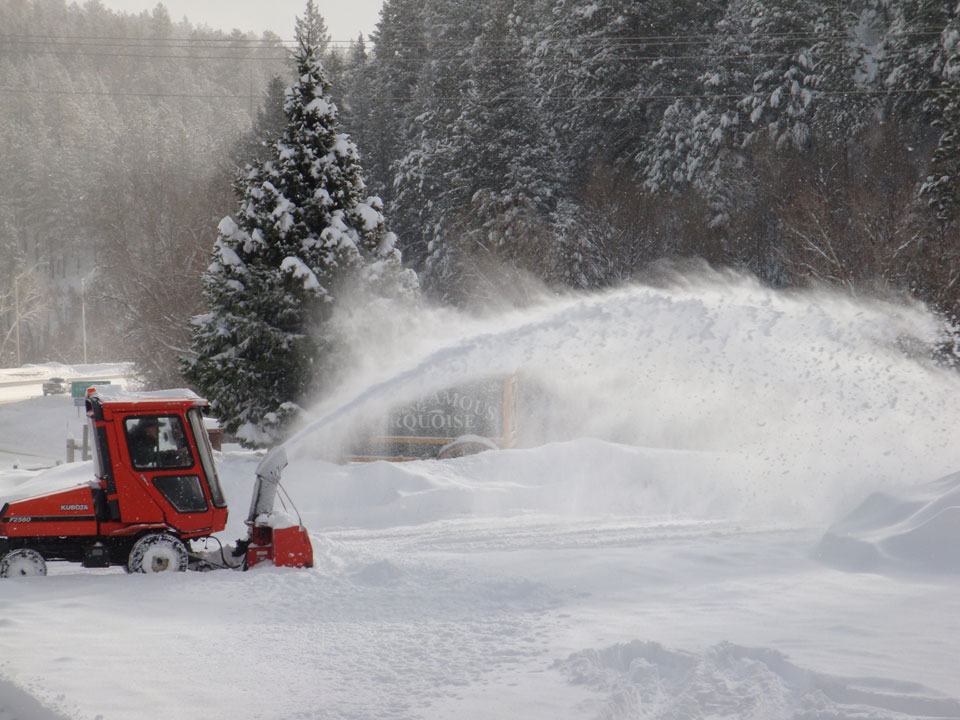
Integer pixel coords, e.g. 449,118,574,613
187,408,226,508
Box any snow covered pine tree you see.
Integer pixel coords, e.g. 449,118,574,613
184,2,417,447
920,4,960,222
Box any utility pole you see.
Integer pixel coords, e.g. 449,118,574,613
14,272,21,367
81,275,87,364
80,269,97,365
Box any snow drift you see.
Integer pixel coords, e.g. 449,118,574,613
816,471,960,574
558,640,960,720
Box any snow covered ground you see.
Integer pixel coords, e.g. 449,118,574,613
2,274,960,720
0,363,132,404
0,363,133,470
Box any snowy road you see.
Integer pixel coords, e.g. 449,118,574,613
0,367,132,468
3,508,959,720
0,365,133,406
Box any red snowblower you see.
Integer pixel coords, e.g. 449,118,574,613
0,388,313,577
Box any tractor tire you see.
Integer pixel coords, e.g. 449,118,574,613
0,548,48,578
127,533,188,574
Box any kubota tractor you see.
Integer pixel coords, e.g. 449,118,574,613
0,388,312,577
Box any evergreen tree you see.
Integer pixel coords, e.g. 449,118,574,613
920,4,960,222
809,0,870,146
391,0,481,268
641,0,860,229
364,0,428,208
184,8,416,447
338,37,374,176
295,0,330,53
638,11,750,211
531,0,723,186
878,0,952,120
422,0,567,302
727,0,820,152
637,0,755,229
232,75,288,170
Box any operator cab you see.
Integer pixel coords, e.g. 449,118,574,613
85,389,228,532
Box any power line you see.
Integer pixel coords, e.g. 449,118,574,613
337,47,924,64
0,32,356,46
0,36,293,46
0,27,948,49
0,32,299,44
0,48,291,61
0,31,948,65
0,85,952,103
0,86,256,101
0,42,939,64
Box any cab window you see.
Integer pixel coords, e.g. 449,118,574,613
152,475,208,513
124,415,194,470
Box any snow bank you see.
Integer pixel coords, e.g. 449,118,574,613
816,471,960,574
279,439,807,531
0,362,131,383
0,678,72,720
0,461,93,503
558,640,960,719
0,395,86,468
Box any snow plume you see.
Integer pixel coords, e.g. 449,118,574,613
290,268,960,525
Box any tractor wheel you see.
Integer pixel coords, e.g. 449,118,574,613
0,548,48,578
127,533,188,574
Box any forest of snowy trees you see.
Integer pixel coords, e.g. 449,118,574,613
354,0,960,307
3,0,960,417
0,0,289,384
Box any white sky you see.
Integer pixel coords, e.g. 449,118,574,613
97,0,385,43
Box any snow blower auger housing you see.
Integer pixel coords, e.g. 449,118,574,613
238,447,313,570
0,388,312,577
